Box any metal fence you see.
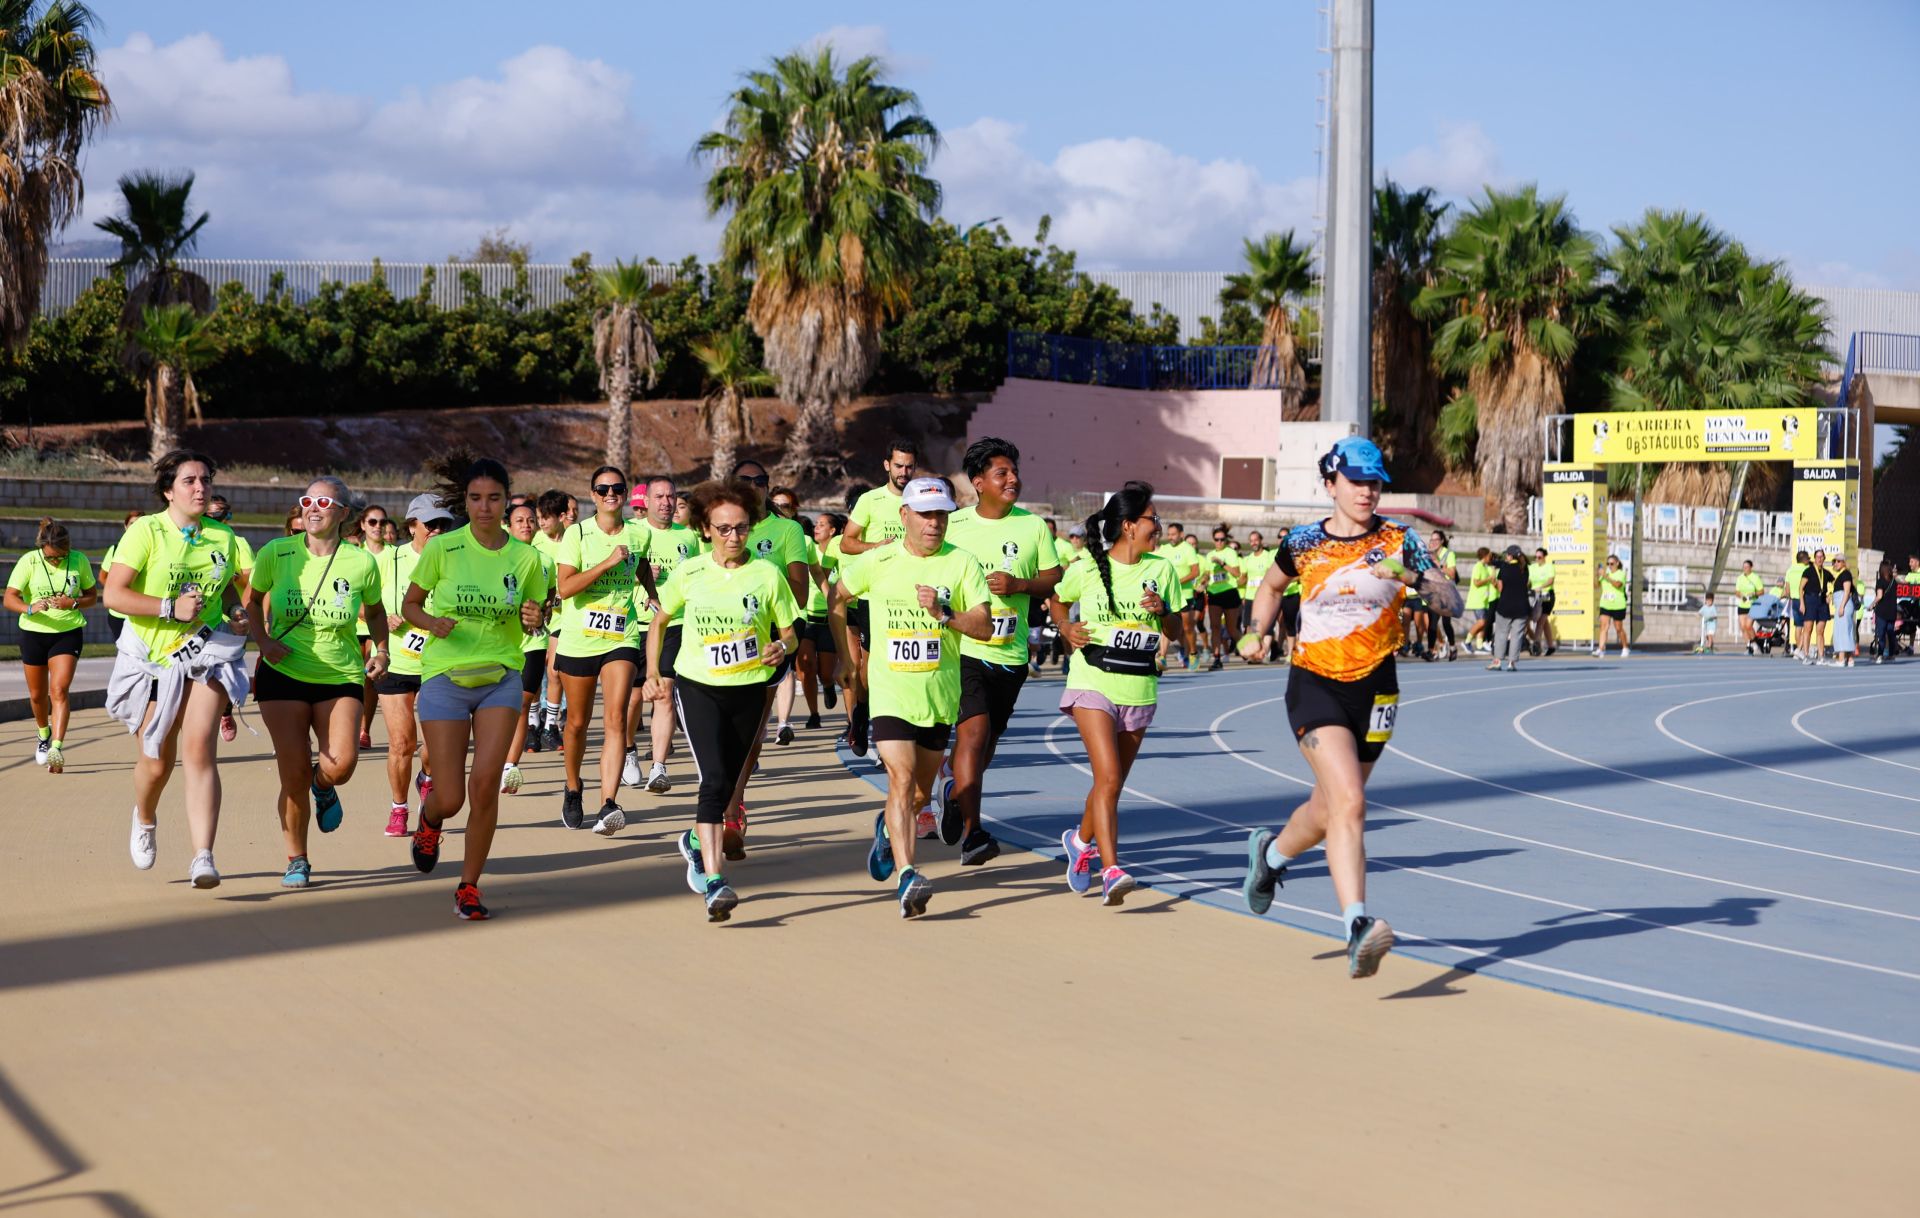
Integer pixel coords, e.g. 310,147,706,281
1006,330,1290,390
39,258,682,314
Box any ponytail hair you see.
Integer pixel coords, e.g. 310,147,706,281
1080,480,1155,613
426,449,511,517
36,517,69,552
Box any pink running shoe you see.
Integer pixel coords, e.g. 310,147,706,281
384,805,410,837
416,771,433,802
220,713,237,743
915,807,939,839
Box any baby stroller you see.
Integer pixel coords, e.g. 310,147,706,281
1746,592,1786,656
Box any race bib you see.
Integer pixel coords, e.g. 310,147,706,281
399,630,429,660
1366,693,1399,744
887,630,942,672
169,624,215,663
989,612,1019,640
583,606,628,641
703,629,761,677
1111,626,1161,653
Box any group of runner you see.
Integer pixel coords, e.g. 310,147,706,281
13,432,1424,978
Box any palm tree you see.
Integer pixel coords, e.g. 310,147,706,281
1370,181,1448,471
1220,230,1314,417
95,170,212,317
132,304,219,461
591,259,661,471
697,47,941,481
692,328,775,481
1416,186,1610,531
0,0,112,345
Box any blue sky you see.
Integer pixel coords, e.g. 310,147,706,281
90,0,1919,289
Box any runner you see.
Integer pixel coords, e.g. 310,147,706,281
1595,554,1630,657
499,500,554,796
796,511,844,730
101,510,142,642
1735,559,1763,649
375,495,450,837
1202,525,1243,670
530,490,570,752
1240,531,1276,640
621,474,701,795
1239,436,1430,978
1527,546,1557,656
939,437,1061,866
553,465,658,835
840,441,918,755
354,503,390,749
402,452,550,920
101,450,251,889
1464,546,1495,654
766,485,805,745
1159,522,1203,668
830,476,990,917
245,477,389,888
1048,480,1183,906
6,519,97,772
206,493,253,745
641,479,800,922
1425,530,1459,661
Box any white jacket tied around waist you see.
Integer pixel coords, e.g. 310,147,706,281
105,622,252,759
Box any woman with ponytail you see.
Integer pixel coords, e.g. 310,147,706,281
1045,480,1183,906
6,518,98,771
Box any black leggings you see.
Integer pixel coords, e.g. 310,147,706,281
673,676,769,824
1427,616,1455,650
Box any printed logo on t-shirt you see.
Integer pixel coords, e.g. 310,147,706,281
740,593,761,625
755,538,775,558
503,573,518,596
677,543,692,559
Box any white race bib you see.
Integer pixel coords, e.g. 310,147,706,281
169,624,215,663
703,630,761,677
989,612,1018,640
399,630,429,660
1111,626,1161,653
583,606,628,641
887,632,942,672
1366,694,1399,743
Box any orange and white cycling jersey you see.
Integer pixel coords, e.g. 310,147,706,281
1276,518,1432,683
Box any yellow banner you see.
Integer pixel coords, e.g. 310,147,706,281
1542,465,1607,643
1574,409,1819,463
1790,462,1859,563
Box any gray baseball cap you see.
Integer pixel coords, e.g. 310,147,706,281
406,493,455,526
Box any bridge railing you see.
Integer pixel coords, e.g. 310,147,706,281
1006,331,1287,390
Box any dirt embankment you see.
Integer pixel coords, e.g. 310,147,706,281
11,392,987,497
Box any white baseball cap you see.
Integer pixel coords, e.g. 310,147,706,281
900,477,957,513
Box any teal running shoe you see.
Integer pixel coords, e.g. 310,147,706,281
1243,829,1284,916
282,856,311,889
1346,916,1396,979
867,812,894,882
312,766,343,833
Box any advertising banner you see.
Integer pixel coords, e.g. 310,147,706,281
1573,409,1820,463
1542,464,1608,644
1790,462,1859,562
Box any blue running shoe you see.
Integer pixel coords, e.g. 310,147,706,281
282,856,311,889
1100,866,1136,907
704,876,738,923
897,867,932,918
312,766,343,833
678,829,706,895
867,812,895,882
1346,916,1396,979
1062,828,1097,894
1243,829,1284,916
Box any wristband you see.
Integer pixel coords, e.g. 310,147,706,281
1237,632,1262,650
160,597,175,622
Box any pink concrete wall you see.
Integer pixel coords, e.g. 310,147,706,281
967,378,1288,500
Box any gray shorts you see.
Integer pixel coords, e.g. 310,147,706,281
418,670,522,721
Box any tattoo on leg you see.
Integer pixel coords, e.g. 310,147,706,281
1301,731,1319,750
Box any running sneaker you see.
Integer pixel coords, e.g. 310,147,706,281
411,817,442,873
358,728,373,750
384,804,410,837
645,762,671,794
822,683,837,710
34,737,49,766
129,808,156,871
282,856,311,889
847,702,870,757
1621,647,1632,658
704,876,739,923
524,715,544,752
805,712,821,729
776,722,795,747
454,882,489,921
867,812,895,882
560,786,585,830
678,829,707,894
915,807,939,839
1062,828,1098,894
45,742,64,774
1243,829,1285,915
1100,866,1136,907
189,850,220,890
220,713,237,743
722,805,748,860
592,800,626,837
1503,662,1518,672
622,748,642,788
540,723,562,753
1346,915,1395,979
312,766,343,833
500,763,523,795
937,777,963,846
1209,654,1225,672
897,867,932,919
959,827,1001,867
416,770,434,804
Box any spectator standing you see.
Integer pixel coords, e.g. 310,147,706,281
1695,593,1718,654
1827,554,1858,668
1873,559,1899,664
1735,560,1763,648
1489,545,1530,672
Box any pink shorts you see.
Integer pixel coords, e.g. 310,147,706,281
1059,687,1157,732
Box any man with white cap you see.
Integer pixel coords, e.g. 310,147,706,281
374,493,455,836
830,476,992,917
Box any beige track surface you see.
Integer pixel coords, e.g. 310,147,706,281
2,706,1914,1218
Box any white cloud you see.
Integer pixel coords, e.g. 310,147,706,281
804,24,928,72
1793,259,1891,292
1388,119,1506,198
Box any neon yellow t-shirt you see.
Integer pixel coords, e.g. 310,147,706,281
251,536,382,686
1241,547,1277,591
230,532,256,576
525,544,555,654
839,543,989,727
849,486,906,548
1059,552,1186,707
7,549,95,634
111,513,242,665
807,536,841,618
1161,540,1201,590
407,525,550,681
1466,560,1495,610
1598,568,1628,611
659,555,800,686
554,519,649,658
1203,547,1243,595
1735,571,1763,610
377,543,433,676
944,505,1060,664
640,521,703,589
1528,560,1554,591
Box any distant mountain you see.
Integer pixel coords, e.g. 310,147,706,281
48,237,122,259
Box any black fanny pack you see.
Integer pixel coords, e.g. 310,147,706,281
1080,642,1159,675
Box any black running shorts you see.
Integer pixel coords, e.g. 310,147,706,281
957,655,1027,737
18,627,82,666
555,646,642,679
870,716,951,751
1285,658,1399,765
375,671,421,696
1208,589,1242,611
254,659,362,705
520,646,548,695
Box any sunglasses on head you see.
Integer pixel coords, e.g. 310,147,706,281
593,482,627,497
298,495,339,511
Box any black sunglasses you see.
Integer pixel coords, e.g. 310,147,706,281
739,474,770,487
592,482,627,497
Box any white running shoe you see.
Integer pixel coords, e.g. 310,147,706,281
129,808,157,871
188,850,220,889
645,762,670,794
592,805,627,836
34,738,50,766
500,763,523,795
1621,647,1631,658
622,748,643,788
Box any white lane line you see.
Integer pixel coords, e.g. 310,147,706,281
1511,682,1920,839
1211,693,1920,924
1655,688,1920,804
1791,693,1920,775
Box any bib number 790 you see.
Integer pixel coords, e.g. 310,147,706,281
1366,694,1399,744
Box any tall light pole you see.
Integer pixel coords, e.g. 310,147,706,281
1322,0,1372,434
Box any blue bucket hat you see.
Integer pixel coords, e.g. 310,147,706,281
1320,435,1391,485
